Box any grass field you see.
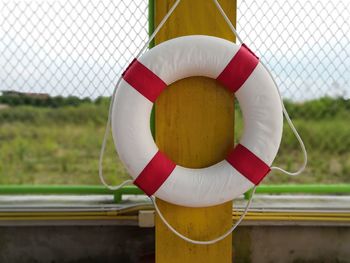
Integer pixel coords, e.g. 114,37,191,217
0,97,349,185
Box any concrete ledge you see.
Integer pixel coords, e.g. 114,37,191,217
0,224,349,263
0,194,349,262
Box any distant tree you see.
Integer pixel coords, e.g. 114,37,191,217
95,96,104,105
95,96,109,105
51,96,64,108
65,96,80,106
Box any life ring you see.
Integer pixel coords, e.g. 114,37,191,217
112,35,283,207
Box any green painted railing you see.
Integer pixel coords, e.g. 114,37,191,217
148,0,155,48
256,184,350,194
0,185,142,203
1,184,349,203
244,184,350,199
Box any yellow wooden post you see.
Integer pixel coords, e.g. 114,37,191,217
154,0,237,262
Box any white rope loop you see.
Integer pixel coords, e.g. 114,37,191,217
98,0,181,191
261,60,308,176
152,186,257,245
98,0,307,244
213,0,307,176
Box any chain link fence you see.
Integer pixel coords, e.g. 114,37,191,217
0,0,148,98
0,0,349,185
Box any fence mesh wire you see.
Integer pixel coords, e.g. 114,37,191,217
1,0,148,98
0,0,349,185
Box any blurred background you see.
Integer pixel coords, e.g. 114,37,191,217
0,0,349,186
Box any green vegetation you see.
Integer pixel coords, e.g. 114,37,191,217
0,92,93,108
0,96,349,185
0,98,130,185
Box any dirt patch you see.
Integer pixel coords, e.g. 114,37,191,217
0,104,9,110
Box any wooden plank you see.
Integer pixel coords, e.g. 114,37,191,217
154,0,236,262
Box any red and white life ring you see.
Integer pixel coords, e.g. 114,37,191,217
112,35,283,207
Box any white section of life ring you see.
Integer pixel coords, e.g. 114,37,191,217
112,80,157,176
112,35,283,207
140,35,237,85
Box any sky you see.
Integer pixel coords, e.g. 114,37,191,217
0,0,349,101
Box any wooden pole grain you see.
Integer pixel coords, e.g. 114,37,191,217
153,0,236,262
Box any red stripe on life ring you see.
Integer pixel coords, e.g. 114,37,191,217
226,144,270,185
134,151,176,196
217,44,259,93
122,59,167,103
